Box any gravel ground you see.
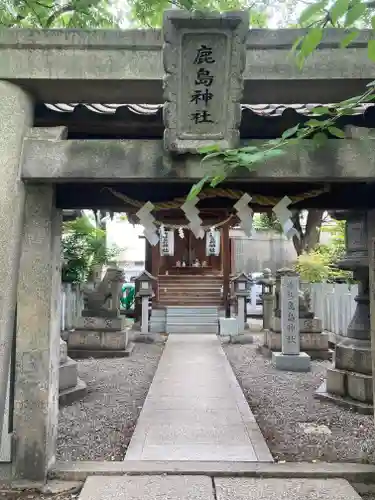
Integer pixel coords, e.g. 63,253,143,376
57,342,164,461
224,334,375,464
0,493,77,500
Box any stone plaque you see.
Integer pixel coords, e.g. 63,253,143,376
163,10,248,153
281,276,300,355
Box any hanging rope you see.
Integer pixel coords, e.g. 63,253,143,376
153,214,234,230
103,185,329,212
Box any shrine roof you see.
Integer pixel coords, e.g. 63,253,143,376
37,102,375,139
45,102,373,117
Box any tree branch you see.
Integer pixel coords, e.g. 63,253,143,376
46,4,75,27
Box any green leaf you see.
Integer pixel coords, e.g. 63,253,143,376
268,138,283,146
282,124,300,139
187,176,208,200
295,51,305,70
328,126,346,138
306,118,324,127
313,131,328,147
300,27,323,58
330,0,350,25
263,149,286,159
299,0,327,25
200,151,223,163
198,144,221,154
340,94,366,106
368,39,375,61
340,31,359,48
210,174,227,187
371,14,375,30
345,2,366,26
366,80,375,88
290,35,303,54
311,106,331,115
237,146,259,153
287,138,301,146
237,152,262,165
236,149,286,167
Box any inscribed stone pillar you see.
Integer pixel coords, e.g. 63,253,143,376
265,267,328,359
0,81,32,445
272,273,311,372
317,211,372,411
13,185,62,482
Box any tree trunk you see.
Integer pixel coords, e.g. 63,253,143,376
292,209,324,256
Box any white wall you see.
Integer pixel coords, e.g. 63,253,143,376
230,229,296,274
308,282,357,337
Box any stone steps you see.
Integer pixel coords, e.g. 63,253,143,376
77,476,363,500
166,306,219,334
158,274,223,308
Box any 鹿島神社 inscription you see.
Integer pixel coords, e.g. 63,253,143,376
188,42,219,129
163,10,248,153
281,275,300,355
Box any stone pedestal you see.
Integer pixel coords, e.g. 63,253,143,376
272,352,311,372
265,317,329,360
316,211,373,414
59,338,87,406
219,317,239,336
68,315,132,358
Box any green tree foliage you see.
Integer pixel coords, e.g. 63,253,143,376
253,213,283,233
295,218,353,282
0,0,118,28
0,0,274,28
253,210,324,256
62,215,119,283
129,0,269,27
189,0,375,197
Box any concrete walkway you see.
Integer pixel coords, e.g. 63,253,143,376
125,334,273,462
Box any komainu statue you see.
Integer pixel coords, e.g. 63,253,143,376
82,266,125,317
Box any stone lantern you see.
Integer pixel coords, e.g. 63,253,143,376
317,211,372,410
258,268,275,330
135,271,156,334
231,273,250,332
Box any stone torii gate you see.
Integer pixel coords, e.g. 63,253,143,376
1,14,375,483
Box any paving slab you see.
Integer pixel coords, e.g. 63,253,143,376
125,334,272,462
78,475,214,500
215,478,362,500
